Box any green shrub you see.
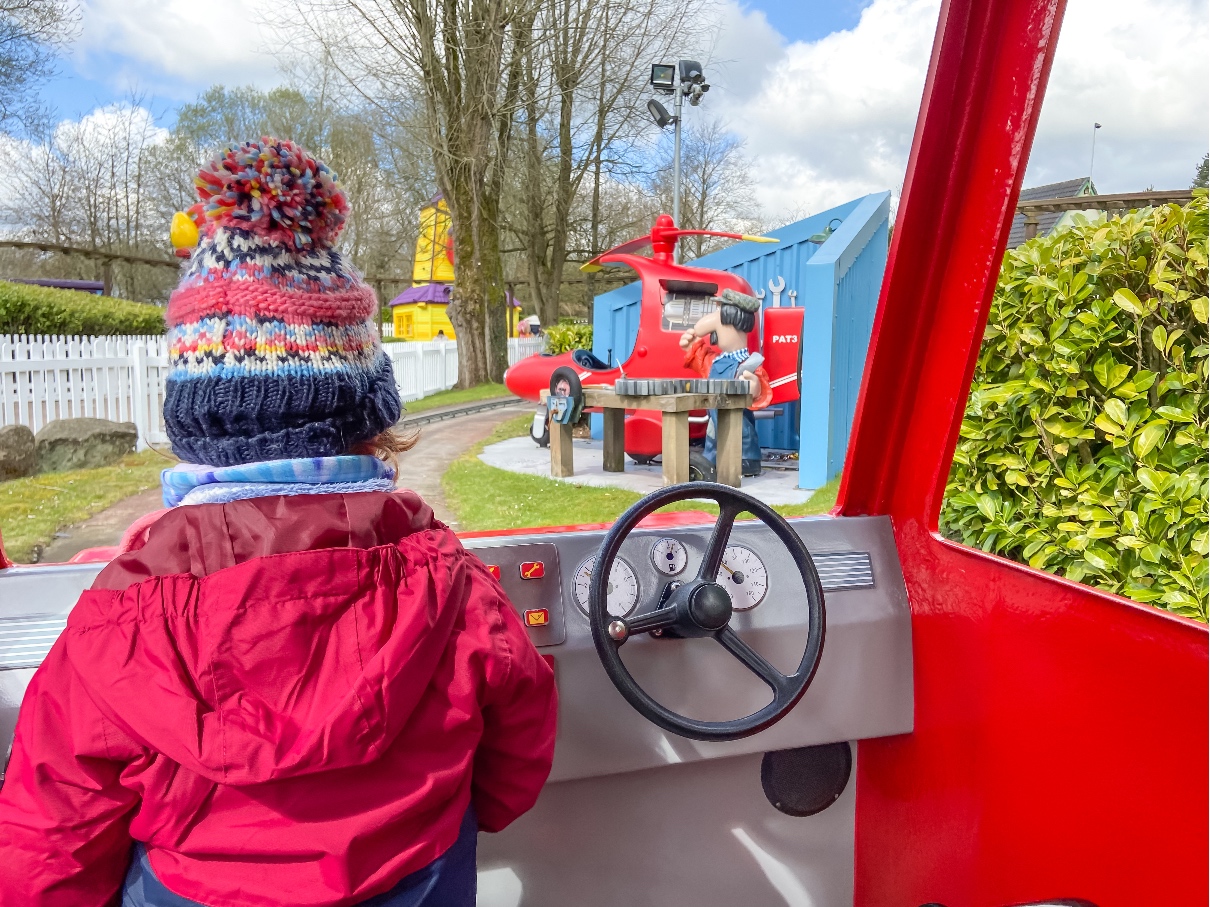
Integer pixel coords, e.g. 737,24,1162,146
940,192,1208,622
543,321,592,355
0,281,165,335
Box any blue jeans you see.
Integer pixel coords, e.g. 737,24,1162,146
121,807,478,907
701,355,762,465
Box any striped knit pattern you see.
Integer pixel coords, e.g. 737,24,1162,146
164,225,400,466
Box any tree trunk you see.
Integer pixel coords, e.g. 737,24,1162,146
447,194,490,387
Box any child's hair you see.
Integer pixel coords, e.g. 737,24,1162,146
719,303,756,333
350,427,420,474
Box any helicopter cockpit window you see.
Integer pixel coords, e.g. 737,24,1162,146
662,292,718,332
660,281,721,333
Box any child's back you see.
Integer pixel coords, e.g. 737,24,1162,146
1,492,556,906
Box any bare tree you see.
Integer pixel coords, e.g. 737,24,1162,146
512,0,708,327
0,100,181,299
0,0,77,133
649,117,758,260
294,0,535,386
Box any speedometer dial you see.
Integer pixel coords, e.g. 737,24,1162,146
573,556,640,618
715,545,768,611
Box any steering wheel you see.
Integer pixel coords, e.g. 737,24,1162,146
589,482,826,742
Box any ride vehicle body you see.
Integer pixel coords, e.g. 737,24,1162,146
0,0,1206,904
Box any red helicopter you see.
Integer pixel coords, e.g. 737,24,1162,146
503,214,805,460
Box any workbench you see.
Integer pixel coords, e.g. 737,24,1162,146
542,386,755,487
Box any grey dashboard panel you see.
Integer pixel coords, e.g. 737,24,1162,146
465,514,912,783
478,747,858,907
0,514,913,785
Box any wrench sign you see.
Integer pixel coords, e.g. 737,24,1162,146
768,276,786,307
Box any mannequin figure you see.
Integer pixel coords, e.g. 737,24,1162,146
679,289,773,477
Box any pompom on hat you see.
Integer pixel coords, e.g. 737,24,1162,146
163,138,401,467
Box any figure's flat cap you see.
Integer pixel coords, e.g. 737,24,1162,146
718,288,761,312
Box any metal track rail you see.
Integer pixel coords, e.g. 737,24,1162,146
399,396,525,428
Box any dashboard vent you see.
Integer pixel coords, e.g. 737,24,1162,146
812,552,875,591
0,616,68,669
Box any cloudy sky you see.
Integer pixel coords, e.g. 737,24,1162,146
37,0,1210,221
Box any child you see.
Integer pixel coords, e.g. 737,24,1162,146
679,288,773,477
0,139,557,907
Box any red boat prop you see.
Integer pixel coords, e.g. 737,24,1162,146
503,214,803,458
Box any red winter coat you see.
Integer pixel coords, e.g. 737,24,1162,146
0,492,557,907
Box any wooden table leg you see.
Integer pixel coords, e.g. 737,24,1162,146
716,408,744,487
661,411,690,485
602,408,625,472
550,420,574,477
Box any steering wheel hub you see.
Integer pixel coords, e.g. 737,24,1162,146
688,583,733,630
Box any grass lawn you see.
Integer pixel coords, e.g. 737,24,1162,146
404,383,514,415
443,414,841,532
0,451,171,563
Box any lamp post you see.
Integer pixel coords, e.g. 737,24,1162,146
649,61,709,263
1089,122,1102,185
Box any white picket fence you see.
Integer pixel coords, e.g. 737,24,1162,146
1,334,547,450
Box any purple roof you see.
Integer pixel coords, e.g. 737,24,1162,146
390,283,450,306
389,283,521,307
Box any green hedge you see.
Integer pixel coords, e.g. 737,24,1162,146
543,321,593,355
0,281,165,335
940,192,1208,622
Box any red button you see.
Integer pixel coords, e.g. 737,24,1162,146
525,608,550,627
519,561,545,580
486,564,501,580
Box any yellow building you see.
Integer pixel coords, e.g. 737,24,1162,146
391,286,457,340
412,195,456,286
390,193,522,340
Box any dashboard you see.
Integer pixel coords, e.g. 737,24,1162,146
463,514,910,781
0,514,913,784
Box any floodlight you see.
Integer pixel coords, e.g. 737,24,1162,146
650,64,675,93
647,99,673,129
678,60,704,84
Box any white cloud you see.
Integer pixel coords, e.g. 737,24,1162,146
1025,0,1208,192
704,0,938,216
74,0,288,95
705,0,1208,220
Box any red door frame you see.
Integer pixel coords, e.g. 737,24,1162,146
838,1,1209,905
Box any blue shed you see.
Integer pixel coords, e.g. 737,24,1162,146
591,191,890,490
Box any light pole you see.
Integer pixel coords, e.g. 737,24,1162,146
648,61,709,263
1089,122,1102,185
672,79,683,233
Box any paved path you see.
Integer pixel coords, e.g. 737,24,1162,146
39,487,164,563
36,404,532,561
479,435,816,506
396,404,530,527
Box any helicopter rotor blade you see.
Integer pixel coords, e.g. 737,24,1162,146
579,235,655,272
668,230,779,244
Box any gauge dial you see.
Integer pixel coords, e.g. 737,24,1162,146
715,545,768,611
573,556,640,617
650,537,689,576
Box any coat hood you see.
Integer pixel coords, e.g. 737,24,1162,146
63,492,473,785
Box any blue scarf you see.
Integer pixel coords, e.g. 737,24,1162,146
162,456,396,507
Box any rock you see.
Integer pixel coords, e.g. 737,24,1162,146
34,418,138,473
0,424,36,481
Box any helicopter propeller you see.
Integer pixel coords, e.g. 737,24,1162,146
580,213,777,272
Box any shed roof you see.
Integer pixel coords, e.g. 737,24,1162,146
1007,177,1095,247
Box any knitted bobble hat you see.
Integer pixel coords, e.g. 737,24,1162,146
163,138,401,467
